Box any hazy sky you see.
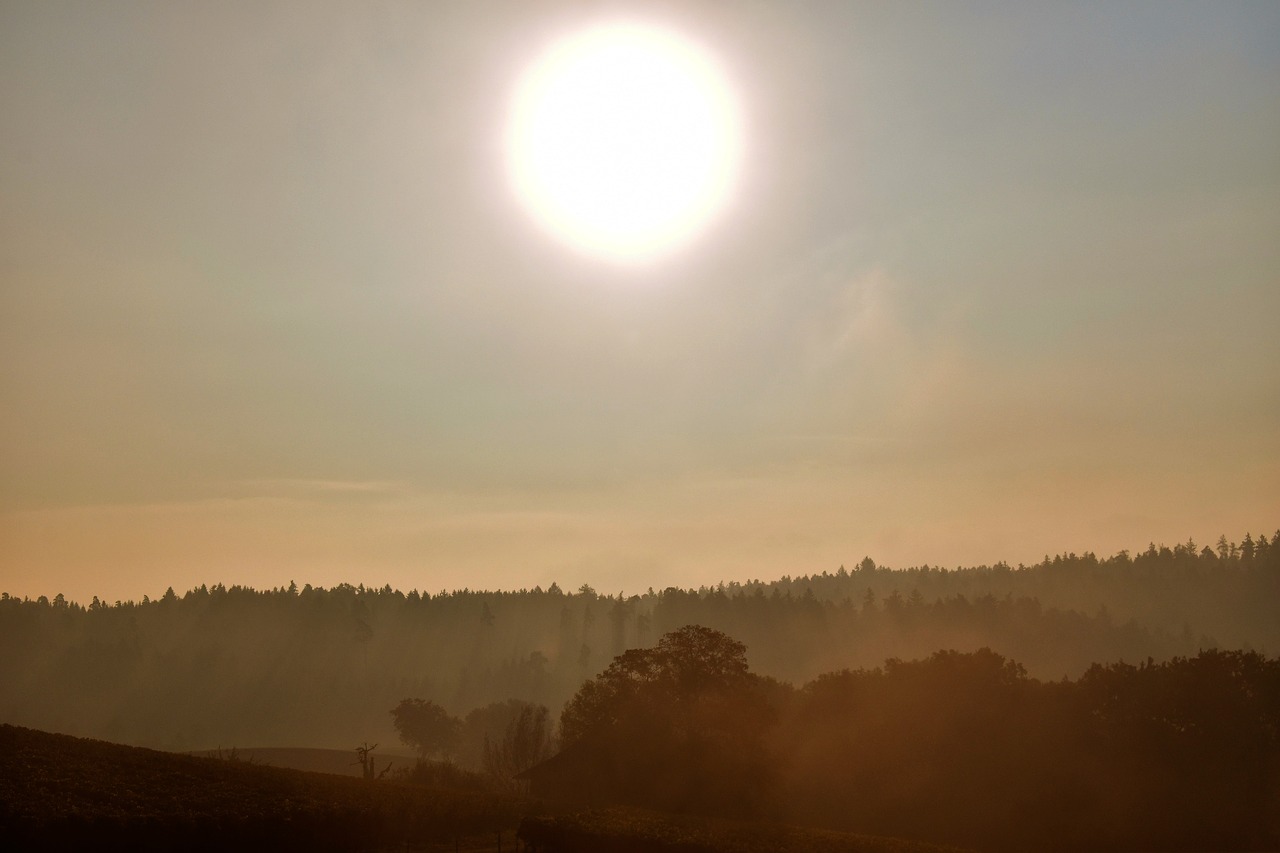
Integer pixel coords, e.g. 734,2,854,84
3,1,1277,604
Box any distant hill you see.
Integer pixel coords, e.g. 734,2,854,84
189,746,415,778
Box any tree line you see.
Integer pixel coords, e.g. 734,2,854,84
548,625,1280,852
0,530,1274,750
388,696,552,787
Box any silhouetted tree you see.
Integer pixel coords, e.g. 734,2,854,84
559,625,777,816
483,703,553,784
390,699,460,759
457,699,537,770
353,741,392,780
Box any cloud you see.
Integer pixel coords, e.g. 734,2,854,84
232,479,407,499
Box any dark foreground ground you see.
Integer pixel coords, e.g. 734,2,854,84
0,724,524,851
0,724,962,852
518,809,966,853
0,722,962,850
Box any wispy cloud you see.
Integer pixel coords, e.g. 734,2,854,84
233,478,407,498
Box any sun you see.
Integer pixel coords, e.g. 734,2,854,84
506,22,744,265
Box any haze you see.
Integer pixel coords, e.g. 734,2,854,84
2,1,1277,605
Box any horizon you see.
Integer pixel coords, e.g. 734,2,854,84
7,526,1273,607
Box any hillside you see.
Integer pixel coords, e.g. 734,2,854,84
0,724,524,851
190,746,415,778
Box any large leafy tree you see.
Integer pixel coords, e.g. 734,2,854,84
559,625,777,816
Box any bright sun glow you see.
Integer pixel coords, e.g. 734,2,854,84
507,22,744,264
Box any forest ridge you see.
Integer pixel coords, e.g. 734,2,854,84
1,530,1276,751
